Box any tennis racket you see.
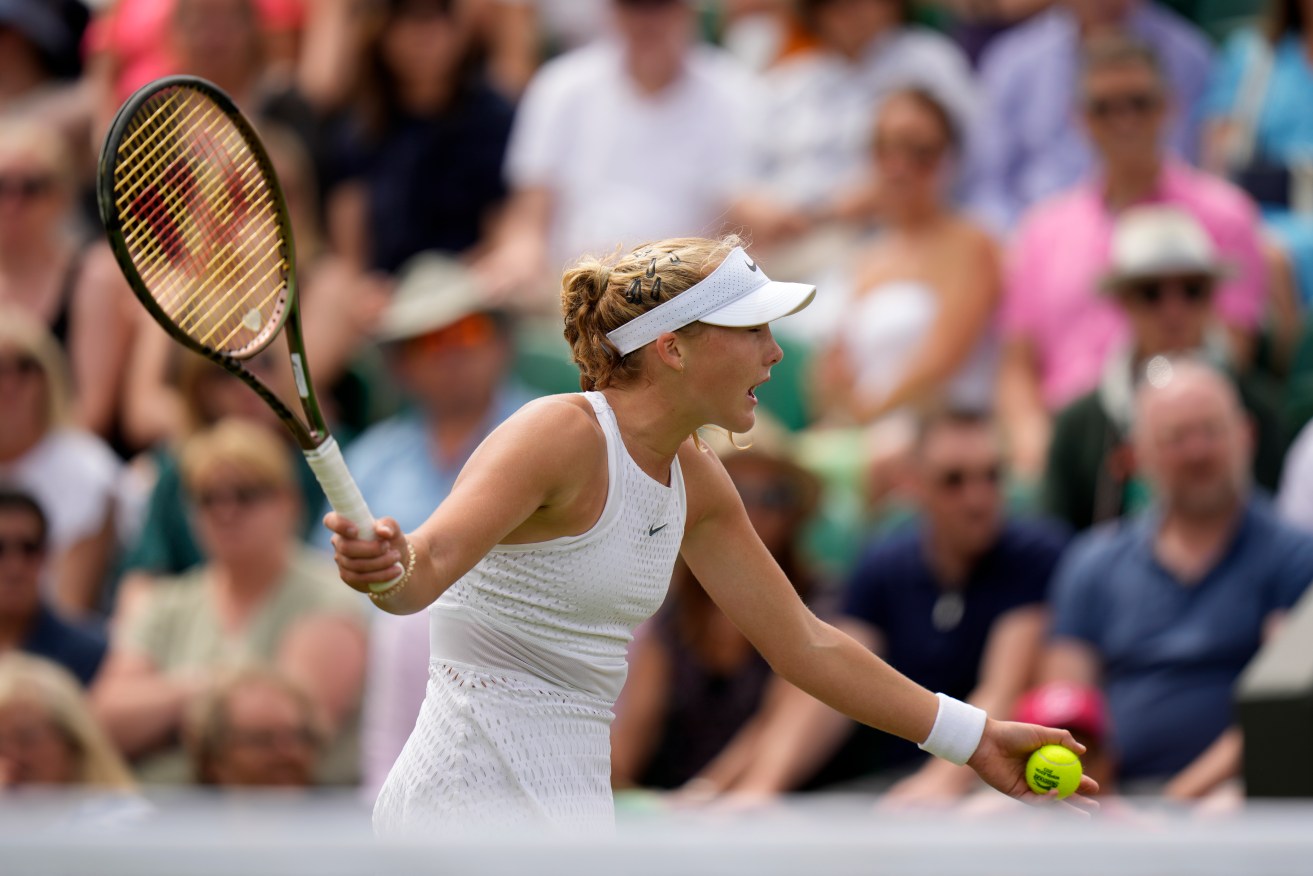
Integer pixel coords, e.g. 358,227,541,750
97,76,396,589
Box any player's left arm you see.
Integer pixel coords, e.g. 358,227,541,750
678,442,1097,806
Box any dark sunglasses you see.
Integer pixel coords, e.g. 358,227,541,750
0,175,56,201
1123,277,1213,306
0,537,43,560
195,484,279,511
0,355,42,379
1085,92,1162,120
932,464,1003,491
873,137,946,170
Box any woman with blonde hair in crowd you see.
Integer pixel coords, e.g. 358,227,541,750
0,652,134,790
0,307,120,619
92,419,367,787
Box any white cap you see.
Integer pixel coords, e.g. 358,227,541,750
605,247,816,356
1101,205,1231,291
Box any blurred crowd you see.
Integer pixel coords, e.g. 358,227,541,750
3,0,1313,818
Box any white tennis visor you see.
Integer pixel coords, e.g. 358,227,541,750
605,247,817,357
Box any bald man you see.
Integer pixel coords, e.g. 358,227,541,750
1041,360,1313,799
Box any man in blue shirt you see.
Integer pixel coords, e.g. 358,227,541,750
0,489,105,686
1044,359,1313,798
694,406,1068,801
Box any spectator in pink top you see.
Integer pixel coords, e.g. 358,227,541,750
998,35,1267,477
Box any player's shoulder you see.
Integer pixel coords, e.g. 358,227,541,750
494,394,606,461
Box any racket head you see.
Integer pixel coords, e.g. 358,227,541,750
98,76,297,362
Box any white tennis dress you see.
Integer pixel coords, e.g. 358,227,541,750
372,392,687,835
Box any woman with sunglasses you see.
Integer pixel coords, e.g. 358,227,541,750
91,419,368,787
809,88,1001,507
326,235,1096,835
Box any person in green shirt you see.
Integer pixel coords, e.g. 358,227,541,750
92,419,367,786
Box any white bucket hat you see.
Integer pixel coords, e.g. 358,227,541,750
605,247,816,356
1100,205,1233,292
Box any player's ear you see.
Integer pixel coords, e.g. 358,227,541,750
650,332,686,374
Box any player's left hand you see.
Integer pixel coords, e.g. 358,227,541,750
967,719,1100,814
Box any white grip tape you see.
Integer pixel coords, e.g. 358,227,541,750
918,693,987,766
304,439,400,591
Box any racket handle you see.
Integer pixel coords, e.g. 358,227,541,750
304,439,402,591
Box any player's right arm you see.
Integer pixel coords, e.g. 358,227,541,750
326,396,605,615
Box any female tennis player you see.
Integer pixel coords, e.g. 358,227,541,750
326,236,1097,834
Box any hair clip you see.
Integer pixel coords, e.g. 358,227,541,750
649,276,663,301
668,254,681,265
646,258,658,279
625,277,643,305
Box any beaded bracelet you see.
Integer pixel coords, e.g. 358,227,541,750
369,539,417,604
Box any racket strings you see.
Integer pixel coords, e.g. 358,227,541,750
122,101,283,331
111,86,289,357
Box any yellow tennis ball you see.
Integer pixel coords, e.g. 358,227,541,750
1025,744,1082,799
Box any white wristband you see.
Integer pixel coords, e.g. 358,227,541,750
917,693,987,766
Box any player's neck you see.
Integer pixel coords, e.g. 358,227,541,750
601,387,691,478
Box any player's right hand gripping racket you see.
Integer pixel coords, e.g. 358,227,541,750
97,76,397,590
